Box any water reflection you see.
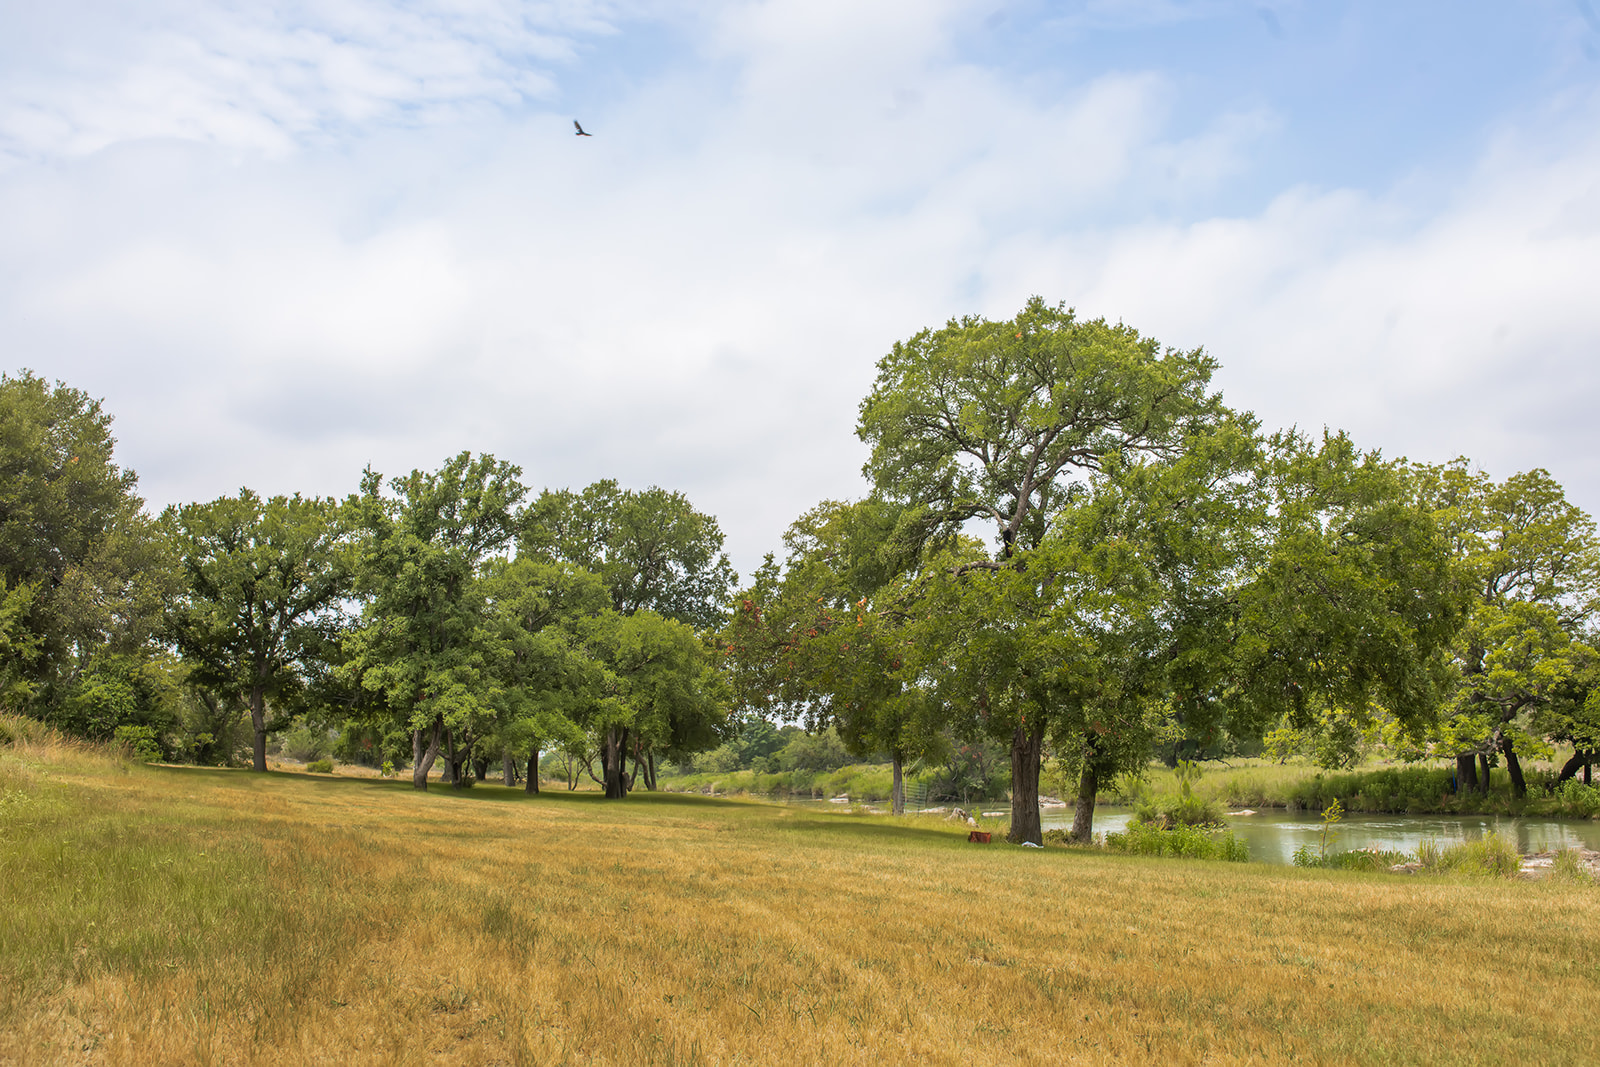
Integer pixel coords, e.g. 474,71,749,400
1041,807,1600,864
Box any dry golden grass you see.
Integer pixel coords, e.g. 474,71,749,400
3,723,1598,1065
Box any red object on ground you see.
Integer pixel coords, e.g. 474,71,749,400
968,830,991,843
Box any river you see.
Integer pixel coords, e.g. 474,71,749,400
1039,806,1600,864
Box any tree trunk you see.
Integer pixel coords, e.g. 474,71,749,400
891,754,905,816
1008,718,1045,845
1479,752,1492,793
1456,752,1479,793
411,718,442,791
250,684,268,772
1501,739,1526,799
1070,759,1099,844
473,757,489,784
603,727,630,799
644,751,658,791
1558,751,1594,783
503,750,515,787
444,729,472,789
525,746,540,794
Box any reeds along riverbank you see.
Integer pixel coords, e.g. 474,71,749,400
1121,758,1600,818
3,722,1599,1064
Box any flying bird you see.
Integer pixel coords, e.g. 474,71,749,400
574,121,592,137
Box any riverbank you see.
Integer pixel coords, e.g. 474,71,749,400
1125,758,1600,819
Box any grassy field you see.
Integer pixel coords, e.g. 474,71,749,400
3,723,1599,1064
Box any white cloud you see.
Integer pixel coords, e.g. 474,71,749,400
2,2,1598,576
0,0,618,165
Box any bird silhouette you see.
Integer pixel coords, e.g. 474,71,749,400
574,121,592,137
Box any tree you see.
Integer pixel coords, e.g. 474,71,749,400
522,480,737,631
578,609,726,798
0,371,174,706
165,491,352,771
767,498,942,815
1410,463,1600,796
482,557,610,793
343,453,526,790
856,298,1227,841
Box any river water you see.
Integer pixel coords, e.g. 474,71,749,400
1039,806,1600,864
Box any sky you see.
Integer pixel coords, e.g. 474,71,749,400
3,0,1599,578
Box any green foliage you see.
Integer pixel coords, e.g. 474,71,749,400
776,727,853,772
1131,762,1224,828
343,452,526,789
0,371,176,709
305,758,334,774
691,744,740,775
48,654,182,750
1262,706,1378,770
165,488,351,771
1412,462,1600,795
1292,846,1411,871
1103,822,1249,862
112,724,161,763
279,724,332,763
522,479,736,631
1552,779,1600,817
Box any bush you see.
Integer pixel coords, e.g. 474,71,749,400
113,725,162,763
692,744,740,775
306,758,334,774
279,724,332,763
1103,822,1248,862
1132,760,1223,828
1553,780,1600,817
1133,792,1223,829
776,729,854,773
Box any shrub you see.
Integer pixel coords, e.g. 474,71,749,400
1133,792,1223,829
1132,760,1224,829
279,724,332,763
1103,822,1248,862
692,745,740,775
1554,780,1600,817
113,725,162,763
306,758,334,774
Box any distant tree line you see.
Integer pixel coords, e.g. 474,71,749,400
5,298,1599,837
0,369,732,794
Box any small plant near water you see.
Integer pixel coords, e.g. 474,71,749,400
1131,760,1225,829
1104,821,1249,862
1414,831,1522,877
1550,848,1595,885
1551,779,1600,817
1291,798,1345,868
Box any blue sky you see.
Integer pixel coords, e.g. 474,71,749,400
3,1,1599,575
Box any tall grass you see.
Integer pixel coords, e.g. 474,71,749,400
1101,822,1250,862
1119,758,1600,818
4,714,1599,1063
